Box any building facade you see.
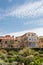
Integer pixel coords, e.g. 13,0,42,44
27,32,39,48
0,35,14,48
0,32,39,48
38,36,43,48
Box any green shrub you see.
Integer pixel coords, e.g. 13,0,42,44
34,56,41,65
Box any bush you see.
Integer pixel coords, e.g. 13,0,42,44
25,55,34,64
4,58,8,62
8,58,13,63
34,56,41,65
18,47,32,57
34,52,39,56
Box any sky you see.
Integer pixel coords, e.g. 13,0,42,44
0,0,43,37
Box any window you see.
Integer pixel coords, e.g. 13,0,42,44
5,41,7,44
29,39,31,40
28,34,30,36
32,34,35,36
28,42,32,46
15,40,17,41
0,43,2,44
0,39,2,42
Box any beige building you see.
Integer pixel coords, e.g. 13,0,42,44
38,36,43,48
0,35,14,48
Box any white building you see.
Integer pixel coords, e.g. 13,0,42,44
28,32,39,48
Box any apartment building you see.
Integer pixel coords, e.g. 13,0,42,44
0,35,14,48
39,36,43,48
14,32,39,48
0,32,39,48
27,32,39,48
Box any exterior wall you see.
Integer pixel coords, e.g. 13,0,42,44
0,35,14,48
28,33,39,48
38,37,43,48
0,33,39,48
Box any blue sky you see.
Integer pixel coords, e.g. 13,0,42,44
0,0,43,36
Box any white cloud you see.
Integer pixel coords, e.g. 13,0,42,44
0,0,43,19
1,27,43,37
12,28,43,37
7,0,43,18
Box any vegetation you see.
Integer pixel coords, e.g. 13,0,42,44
0,47,43,65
